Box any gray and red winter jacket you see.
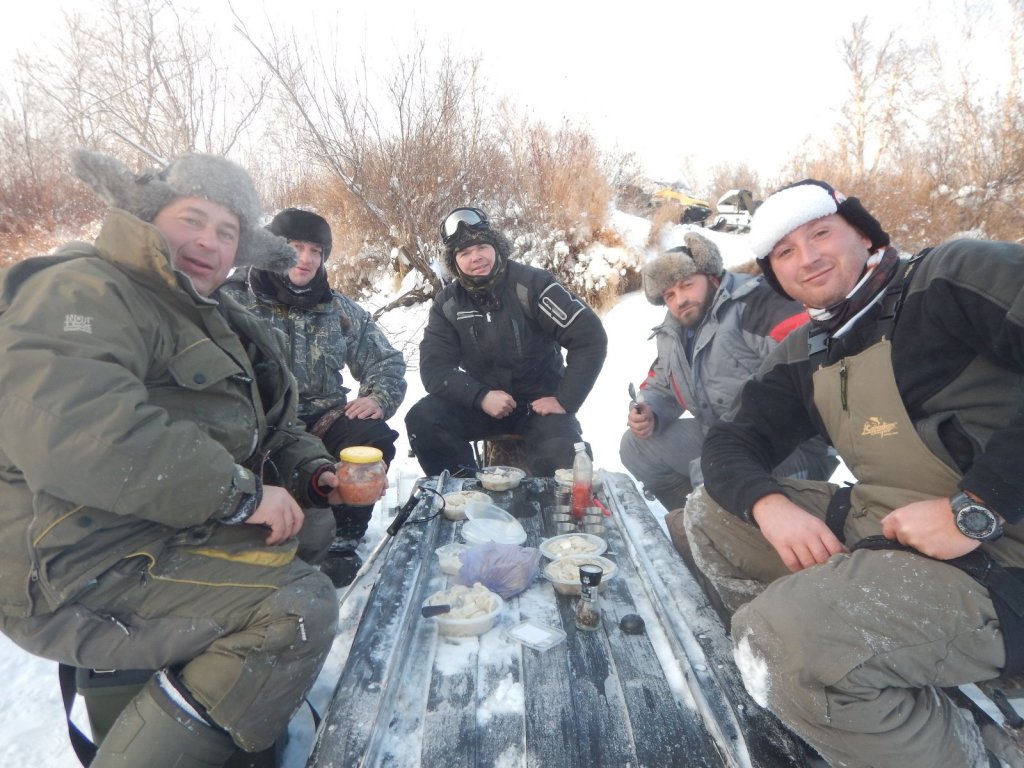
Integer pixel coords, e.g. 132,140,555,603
640,270,809,435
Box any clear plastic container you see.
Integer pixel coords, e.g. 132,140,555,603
336,446,387,505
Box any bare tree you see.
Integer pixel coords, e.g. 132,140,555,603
234,14,514,311
0,82,96,250
915,0,1024,239
836,18,921,178
17,0,270,162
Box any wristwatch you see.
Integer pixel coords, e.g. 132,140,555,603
950,491,1004,542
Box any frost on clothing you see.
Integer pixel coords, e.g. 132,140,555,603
0,210,335,617
221,273,407,421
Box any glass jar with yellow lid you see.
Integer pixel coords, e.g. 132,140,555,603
336,446,387,505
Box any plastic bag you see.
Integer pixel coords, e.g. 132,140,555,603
456,542,540,599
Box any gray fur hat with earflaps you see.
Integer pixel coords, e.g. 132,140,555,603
642,229,724,305
71,149,296,272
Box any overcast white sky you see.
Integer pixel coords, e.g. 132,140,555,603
3,0,1014,186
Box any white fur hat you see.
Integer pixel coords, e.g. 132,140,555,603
747,179,889,260
72,149,296,272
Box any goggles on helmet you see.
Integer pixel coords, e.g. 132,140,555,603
440,207,489,245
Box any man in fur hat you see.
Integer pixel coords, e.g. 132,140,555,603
620,229,835,559
686,179,1024,767
406,206,608,476
0,150,347,765
222,208,407,587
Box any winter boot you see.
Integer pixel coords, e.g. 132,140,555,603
321,504,374,587
91,672,236,768
321,537,363,588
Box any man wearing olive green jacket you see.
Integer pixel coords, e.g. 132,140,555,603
0,149,346,766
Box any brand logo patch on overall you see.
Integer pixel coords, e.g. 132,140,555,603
861,416,899,438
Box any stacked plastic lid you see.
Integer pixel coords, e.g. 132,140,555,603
461,501,527,546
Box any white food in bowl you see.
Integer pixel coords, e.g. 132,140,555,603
553,467,604,490
442,490,492,521
544,554,617,596
423,583,503,636
539,533,607,559
435,542,470,575
477,466,526,491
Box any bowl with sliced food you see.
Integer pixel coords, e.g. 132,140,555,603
435,542,471,575
476,466,526,492
539,533,607,560
553,467,604,491
544,554,617,596
422,583,503,636
441,490,492,521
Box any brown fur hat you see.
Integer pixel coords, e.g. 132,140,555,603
72,149,296,272
642,230,724,305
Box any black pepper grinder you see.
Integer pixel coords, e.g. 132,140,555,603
575,564,603,631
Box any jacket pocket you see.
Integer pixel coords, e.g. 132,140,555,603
166,339,246,391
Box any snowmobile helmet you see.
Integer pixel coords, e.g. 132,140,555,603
267,208,333,261
643,230,724,305
748,179,890,298
71,148,295,272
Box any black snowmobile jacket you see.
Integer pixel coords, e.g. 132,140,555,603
419,260,608,414
702,239,1024,526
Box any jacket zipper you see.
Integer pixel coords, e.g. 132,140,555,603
840,360,848,411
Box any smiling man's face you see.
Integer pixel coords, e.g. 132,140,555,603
767,213,873,309
153,197,240,296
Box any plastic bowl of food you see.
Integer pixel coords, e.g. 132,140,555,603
435,542,471,575
465,501,516,523
544,554,618,596
423,583,503,636
461,518,527,546
477,466,526,492
539,533,607,560
442,490,492,521
553,468,604,491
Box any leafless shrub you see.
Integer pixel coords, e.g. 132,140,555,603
18,0,270,162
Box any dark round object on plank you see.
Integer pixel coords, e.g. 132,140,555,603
619,613,646,635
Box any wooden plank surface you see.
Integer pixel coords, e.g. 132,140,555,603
309,472,806,767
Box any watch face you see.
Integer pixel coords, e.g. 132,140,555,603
957,506,997,539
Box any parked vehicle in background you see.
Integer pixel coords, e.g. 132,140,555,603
650,183,712,224
709,189,760,233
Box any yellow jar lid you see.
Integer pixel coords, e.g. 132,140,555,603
339,446,384,464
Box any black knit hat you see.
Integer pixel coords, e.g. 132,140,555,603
748,179,890,298
267,208,333,261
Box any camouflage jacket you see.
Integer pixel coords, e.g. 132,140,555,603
221,272,407,420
